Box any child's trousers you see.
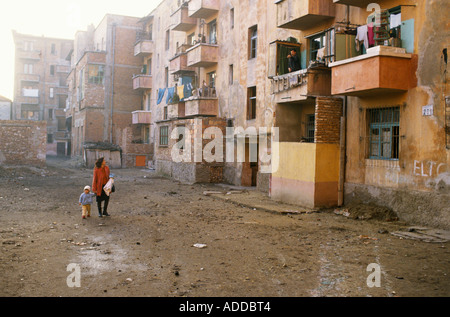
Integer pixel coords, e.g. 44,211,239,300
82,204,91,217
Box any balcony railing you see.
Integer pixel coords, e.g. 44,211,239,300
329,46,414,96
332,0,373,8
171,4,197,32
276,0,335,30
270,67,331,104
132,110,151,124
20,73,40,82
186,43,219,68
56,65,70,73
188,0,219,19
184,97,218,117
16,49,41,61
133,74,152,90
170,44,196,74
134,33,154,57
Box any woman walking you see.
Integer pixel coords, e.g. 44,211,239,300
92,157,111,217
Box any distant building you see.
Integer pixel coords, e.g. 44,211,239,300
66,14,152,168
12,31,73,156
0,95,12,120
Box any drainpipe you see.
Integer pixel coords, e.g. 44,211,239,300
338,96,347,207
110,23,117,144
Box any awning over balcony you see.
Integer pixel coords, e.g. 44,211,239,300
189,0,219,19
276,0,335,30
171,5,197,32
332,0,373,8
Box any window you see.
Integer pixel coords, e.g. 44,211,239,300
88,65,105,84
24,64,33,74
249,26,257,59
48,109,53,119
51,43,56,55
229,64,234,85
208,71,216,89
144,126,150,144
78,68,85,101
309,32,326,62
165,67,169,88
47,133,53,143
49,88,54,99
147,58,152,75
305,114,315,143
160,126,169,146
164,106,168,120
187,32,195,46
368,107,400,160
209,19,217,44
166,29,170,50
50,65,55,76
230,8,234,29
247,86,256,120
148,24,153,41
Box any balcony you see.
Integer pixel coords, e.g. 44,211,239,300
270,67,331,104
171,5,197,32
186,43,219,68
276,0,335,30
168,102,186,119
18,96,40,105
133,74,152,90
132,110,151,124
332,0,373,8
20,73,40,83
170,45,196,74
329,46,414,96
184,97,218,117
16,49,41,61
189,0,219,19
134,39,154,57
56,65,70,73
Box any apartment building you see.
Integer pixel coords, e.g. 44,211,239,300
12,31,73,156
140,0,448,228
66,14,153,168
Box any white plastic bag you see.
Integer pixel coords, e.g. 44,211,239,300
103,178,115,196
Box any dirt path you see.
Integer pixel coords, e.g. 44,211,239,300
0,159,449,297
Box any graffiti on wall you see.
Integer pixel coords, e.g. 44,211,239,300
413,160,448,177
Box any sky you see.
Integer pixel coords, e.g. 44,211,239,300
0,0,162,100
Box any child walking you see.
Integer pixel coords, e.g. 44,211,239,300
79,185,96,219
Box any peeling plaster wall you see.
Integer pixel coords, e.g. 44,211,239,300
344,0,450,229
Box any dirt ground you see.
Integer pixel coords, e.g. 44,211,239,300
0,157,449,298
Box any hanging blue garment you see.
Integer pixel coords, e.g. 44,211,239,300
182,76,193,100
166,87,175,104
157,88,166,105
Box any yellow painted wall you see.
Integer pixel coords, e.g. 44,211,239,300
273,142,316,182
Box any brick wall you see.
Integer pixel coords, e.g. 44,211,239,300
314,97,343,144
0,120,46,167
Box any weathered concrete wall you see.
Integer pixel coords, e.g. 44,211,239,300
0,120,46,167
343,0,450,229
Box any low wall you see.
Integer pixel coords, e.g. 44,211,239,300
0,120,46,167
